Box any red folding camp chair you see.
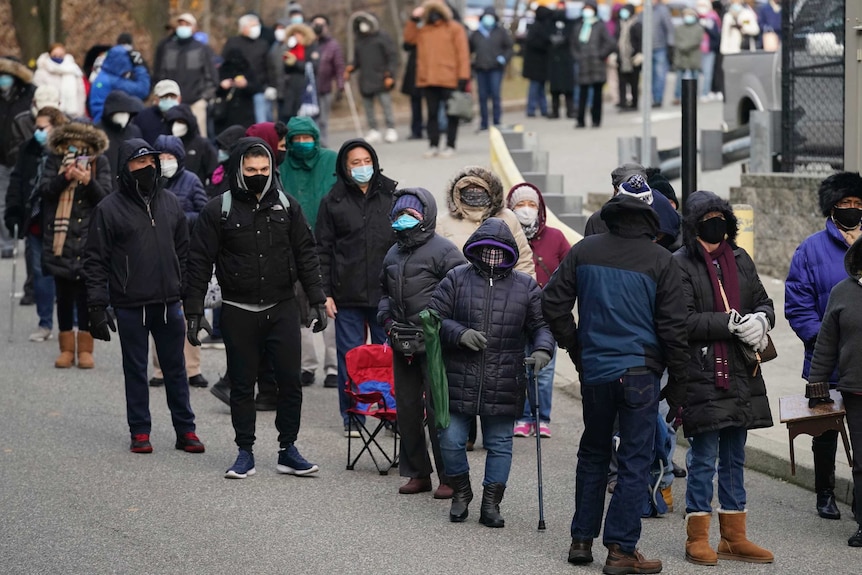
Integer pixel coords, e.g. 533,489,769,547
345,343,399,475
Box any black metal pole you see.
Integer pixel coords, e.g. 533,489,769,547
681,78,698,213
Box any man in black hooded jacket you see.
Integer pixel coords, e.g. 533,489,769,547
84,139,204,456
184,137,327,479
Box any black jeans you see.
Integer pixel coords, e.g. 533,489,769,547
55,276,89,331
423,86,459,149
410,92,424,138
221,299,303,451
577,82,605,127
618,70,640,108
842,392,862,525
393,352,446,482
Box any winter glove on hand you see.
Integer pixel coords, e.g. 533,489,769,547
457,79,468,92
660,377,686,424
89,307,117,342
754,333,770,353
129,50,145,67
264,86,278,101
632,53,644,67
736,312,769,347
308,304,328,333
459,329,488,351
530,350,552,372
186,314,212,346
607,52,618,68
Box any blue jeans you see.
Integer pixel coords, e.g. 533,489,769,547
335,306,387,425
253,92,270,123
521,347,555,423
652,48,669,106
526,80,548,116
674,68,699,100
685,427,747,513
657,371,676,488
571,371,659,553
438,412,516,486
26,233,55,330
476,69,503,129
701,51,716,97
116,302,195,435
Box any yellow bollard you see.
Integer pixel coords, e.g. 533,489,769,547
733,204,754,259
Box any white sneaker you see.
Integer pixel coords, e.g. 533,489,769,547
365,129,382,143
384,128,398,143
699,95,711,103
28,327,52,342
423,146,439,158
439,146,455,158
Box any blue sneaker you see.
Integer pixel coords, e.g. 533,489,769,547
276,444,319,476
225,449,256,479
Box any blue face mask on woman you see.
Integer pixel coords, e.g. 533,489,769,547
351,165,374,184
0,74,14,90
34,128,49,146
481,15,496,29
391,214,421,231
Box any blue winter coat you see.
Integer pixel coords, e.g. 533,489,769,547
427,217,555,418
154,135,207,229
785,218,849,382
89,46,151,123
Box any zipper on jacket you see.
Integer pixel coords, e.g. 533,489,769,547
476,272,493,415
146,202,155,227
397,249,412,321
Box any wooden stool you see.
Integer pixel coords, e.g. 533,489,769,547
779,390,852,476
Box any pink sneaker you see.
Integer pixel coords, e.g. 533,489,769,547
513,421,534,437
538,423,551,438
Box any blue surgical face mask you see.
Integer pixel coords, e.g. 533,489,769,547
176,25,194,40
619,8,631,20
683,14,697,24
481,15,496,28
392,214,421,231
582,8,596,19
351,165,374,184
34,128,49,146
158,97,179,112
0,74,14,90
290,15,304,24
218,149,230,163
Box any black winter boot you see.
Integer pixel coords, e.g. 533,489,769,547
565,94,576,118
448,473,473,522
548,94,561,119
479,482,506,528
813,433,840,519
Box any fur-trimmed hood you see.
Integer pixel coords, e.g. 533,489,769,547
352,11,380,34
818,172,862,217
0,57,34,84
682,190,739,254
285,23,317,46
423,0,453,24
48,121,109,157
446,165,504,221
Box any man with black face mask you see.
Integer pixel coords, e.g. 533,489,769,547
184,137,327,479
84,139,204,455
786,172,862,521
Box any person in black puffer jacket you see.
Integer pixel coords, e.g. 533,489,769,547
40,120,112,369
184,137,326,479
97,90,144,190
672,190,774,565
378,187,466,498
84,138,204,456
316,138,397,434
427,217,554,528
164,104,218,186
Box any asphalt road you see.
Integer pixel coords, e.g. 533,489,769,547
2,104,860,574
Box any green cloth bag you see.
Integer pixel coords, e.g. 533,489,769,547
420,309,450,429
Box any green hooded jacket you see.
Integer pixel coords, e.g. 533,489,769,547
279,117,338,231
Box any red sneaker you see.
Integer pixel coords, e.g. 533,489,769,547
175,431,205,453
130,433,153,454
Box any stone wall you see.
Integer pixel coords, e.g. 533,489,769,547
729,173,824,279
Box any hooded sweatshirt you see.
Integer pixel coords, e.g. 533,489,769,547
89,46,150,123
154,134,208,228
164,104,218,185
99,90,144,188
279,116,338,231
0,57,36,167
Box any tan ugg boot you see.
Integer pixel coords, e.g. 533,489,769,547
76,331,95,369
685,512,718,565
55,331,76,368
717,509,774,563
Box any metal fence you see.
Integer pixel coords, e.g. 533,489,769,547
781,0,846,172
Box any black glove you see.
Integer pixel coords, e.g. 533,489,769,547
308,304,328,333
660,378,686,424
89,307,117,341
457,79,468,92
186,314,213,346
666,46,675,66
459,329,487,351
129,50,145,67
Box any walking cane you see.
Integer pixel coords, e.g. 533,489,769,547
525,357,546,530
8,224,19,342
343,81,364,138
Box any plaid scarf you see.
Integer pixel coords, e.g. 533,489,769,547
52,179,77,256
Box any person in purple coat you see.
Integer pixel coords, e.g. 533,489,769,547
506,182,570,439
785,172,862,521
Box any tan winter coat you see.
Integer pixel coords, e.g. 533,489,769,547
403,1,470,89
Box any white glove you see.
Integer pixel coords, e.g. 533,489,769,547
607,52,618,68
264,86,278,101
735,312,769,347
754,333,770,353
632,53,644,67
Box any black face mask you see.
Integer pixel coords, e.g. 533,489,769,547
245,174,268,196
312,24,325,36
697,217,727,244
131,165,157,197
276,149,286,165
428,12,442,24
833,207,862,230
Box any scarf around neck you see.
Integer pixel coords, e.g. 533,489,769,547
701,240,739,390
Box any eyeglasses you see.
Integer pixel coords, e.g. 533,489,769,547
836,198,862,209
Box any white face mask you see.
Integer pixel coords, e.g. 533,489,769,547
248,25,262,40
161,158,179,179
112,112,130,128
172,122,189,138
274,28,287,43
358,21,371,34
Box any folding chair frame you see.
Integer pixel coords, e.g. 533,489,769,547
346,408,399,475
